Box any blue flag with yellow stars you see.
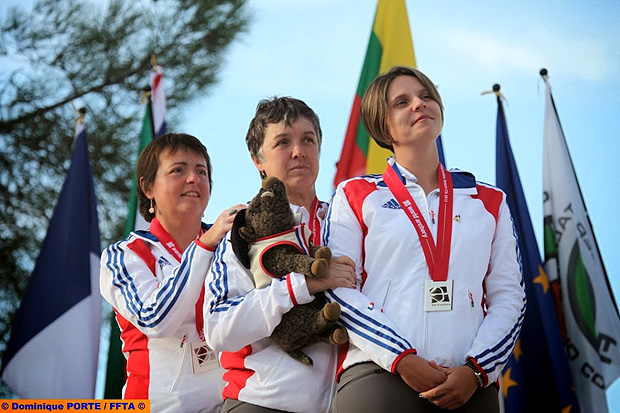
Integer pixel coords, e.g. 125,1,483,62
494,93,579,412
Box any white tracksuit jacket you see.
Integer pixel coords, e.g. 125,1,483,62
100,218,225,412
322,158,526,387
203,201,337,413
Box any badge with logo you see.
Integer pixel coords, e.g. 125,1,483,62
423,279,454,312
190,341,220,374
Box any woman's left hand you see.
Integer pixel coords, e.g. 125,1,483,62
199,204,247,249
418,363,479,410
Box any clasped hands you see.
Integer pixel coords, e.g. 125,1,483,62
396,353,480,410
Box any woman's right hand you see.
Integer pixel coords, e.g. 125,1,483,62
199,204,247,249
305,255,357,295
395,353,447,393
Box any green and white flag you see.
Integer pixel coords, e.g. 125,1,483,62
542,73,620,412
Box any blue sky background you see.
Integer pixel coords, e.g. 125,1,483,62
1,0,618,408
181,0,619,408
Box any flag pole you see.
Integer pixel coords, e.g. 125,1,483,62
141,86,156,141
103,84,155,399
103,62,162,397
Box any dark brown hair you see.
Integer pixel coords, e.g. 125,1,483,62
136,133,212,222
245,96,322,161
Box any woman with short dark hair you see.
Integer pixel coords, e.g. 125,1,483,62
203,97,356,413
100,133,246,412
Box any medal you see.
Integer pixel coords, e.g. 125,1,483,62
190,341,220,374
423,279,454,312
383,162,454,312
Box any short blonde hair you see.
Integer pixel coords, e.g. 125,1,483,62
360,66,444,151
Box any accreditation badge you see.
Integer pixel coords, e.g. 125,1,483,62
423,279,454,312
190,341,220,374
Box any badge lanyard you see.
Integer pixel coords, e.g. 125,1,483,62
150,218,206,340
382,163,454,281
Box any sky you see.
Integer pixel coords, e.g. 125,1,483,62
179,0,620,408
2,0,619,408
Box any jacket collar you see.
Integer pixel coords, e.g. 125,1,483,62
383,156,478,195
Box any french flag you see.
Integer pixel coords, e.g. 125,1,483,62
1,121,101,397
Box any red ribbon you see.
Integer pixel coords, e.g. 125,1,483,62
382,163,453,281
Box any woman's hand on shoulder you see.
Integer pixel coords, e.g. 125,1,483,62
306,255,356,295
199,204,247,249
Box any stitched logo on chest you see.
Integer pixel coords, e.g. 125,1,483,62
381,199,401,210
158,256,171,271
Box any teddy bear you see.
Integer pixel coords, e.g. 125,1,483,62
230,176,348,366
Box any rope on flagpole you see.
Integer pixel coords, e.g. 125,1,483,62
480,83,508,106
150,54,162,75
71,101,86,125
70,102,86,149
481,84,507,105
140,86,152,105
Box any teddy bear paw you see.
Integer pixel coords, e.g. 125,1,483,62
331,327,349,345
323,302,341,321
310,258,329,278
314,246,332,263
292,351,313,366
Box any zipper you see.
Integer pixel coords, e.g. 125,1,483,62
380,281,392,313
423,308,429,356
424,190,437,229
170,334,188,392
466,289,477,333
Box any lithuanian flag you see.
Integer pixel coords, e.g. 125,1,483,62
333,0,416,187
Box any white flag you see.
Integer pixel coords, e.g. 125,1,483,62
543,75,620,413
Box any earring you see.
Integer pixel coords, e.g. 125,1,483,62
260,171,267,179
149,199,155,214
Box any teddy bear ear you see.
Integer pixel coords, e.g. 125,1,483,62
239,226,255,241
230,209,251,269
262,175,278,189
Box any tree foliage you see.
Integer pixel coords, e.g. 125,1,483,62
0,0,250,392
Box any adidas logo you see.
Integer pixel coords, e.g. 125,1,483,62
158,256,171,271
382,199,401,210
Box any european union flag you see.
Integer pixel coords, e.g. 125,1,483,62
494,90,579,412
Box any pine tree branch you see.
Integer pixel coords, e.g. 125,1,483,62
0,57,150,131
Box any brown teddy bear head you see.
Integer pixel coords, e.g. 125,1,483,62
239,176,297,242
